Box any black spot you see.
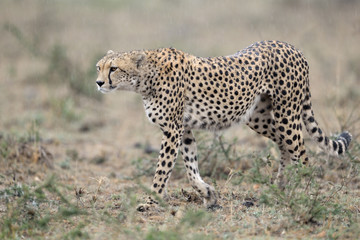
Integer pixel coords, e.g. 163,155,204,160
161,161,166,167
281,118,288,124
303,105,311,110
338,143,343,154
324,137,329,146
165,146,170,153
332,141,338,151
300,150,306,156
184,138,193,145
286,139,293,145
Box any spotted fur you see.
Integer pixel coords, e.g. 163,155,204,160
95,40,352,209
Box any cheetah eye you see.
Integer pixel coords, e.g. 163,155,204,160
110,66,118,72
96,66,100,72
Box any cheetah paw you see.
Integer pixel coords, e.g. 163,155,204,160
136,203,151,212
136,196,159,212
207,204,222,211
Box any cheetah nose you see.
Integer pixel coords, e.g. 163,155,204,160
96,81,105,87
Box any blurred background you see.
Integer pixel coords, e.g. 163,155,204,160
1,0,359,238
1,0,359,164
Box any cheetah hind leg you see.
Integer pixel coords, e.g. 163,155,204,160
180,130,221,210
246,93,288,187
273,131,308,190
272,99,309,189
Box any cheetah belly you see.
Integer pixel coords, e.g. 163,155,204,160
183,95,261,131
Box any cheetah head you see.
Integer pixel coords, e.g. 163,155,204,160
95,50,146,93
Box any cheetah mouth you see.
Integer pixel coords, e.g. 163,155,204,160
97,87,111,93
98,85,118,93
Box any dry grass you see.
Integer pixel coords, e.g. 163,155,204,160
1,0,360,239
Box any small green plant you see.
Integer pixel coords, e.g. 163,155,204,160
196,131,277,181
0,134,11,160
0,176,87,239
0,183,24,203
246,153,273,184
60,159,71,169
26,120,42,143
242,157,355,225
179,208,210,228
196,132,244,179
0,129,54,169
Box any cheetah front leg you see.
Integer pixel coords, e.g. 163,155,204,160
137,127,182,212
180,129,219,209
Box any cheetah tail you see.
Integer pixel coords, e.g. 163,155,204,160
302,89,352,156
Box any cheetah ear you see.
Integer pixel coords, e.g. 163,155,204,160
131,51,146,68
107,50,114,55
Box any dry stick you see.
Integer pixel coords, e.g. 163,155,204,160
218,135,231,163
198,143,213,169
303,163,316,194
305,187,321,223
89,176,109,207
225,168,236,186
323,176,348,205
322,150,358,205
288,166,307,202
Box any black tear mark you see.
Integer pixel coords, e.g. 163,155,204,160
184,138,193,145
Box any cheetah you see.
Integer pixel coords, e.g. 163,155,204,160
95,40,352,210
